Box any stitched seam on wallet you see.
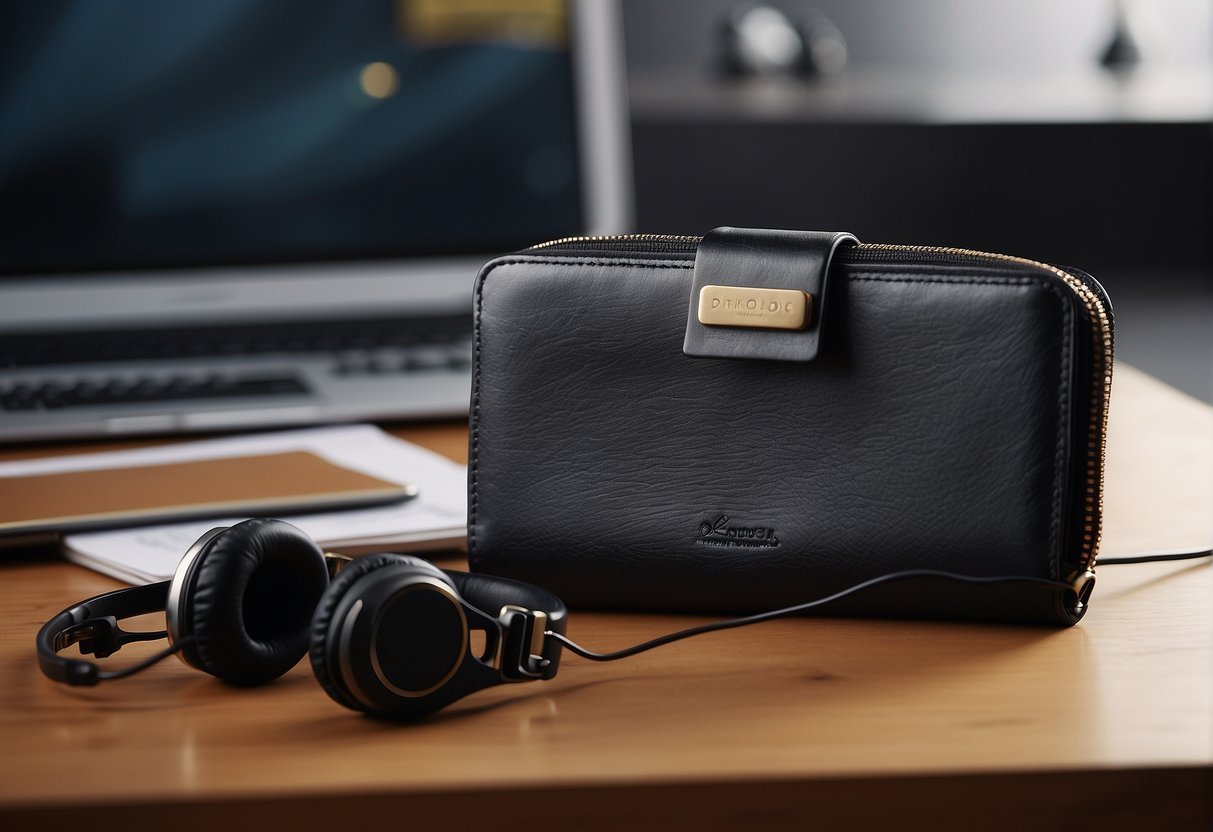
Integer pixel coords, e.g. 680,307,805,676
851,273,1073,579
469,257,694,568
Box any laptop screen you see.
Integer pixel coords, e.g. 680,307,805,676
0,0,584,277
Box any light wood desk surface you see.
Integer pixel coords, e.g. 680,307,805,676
0,365,1209,830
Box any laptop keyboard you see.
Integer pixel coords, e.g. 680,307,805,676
0,315,471,368
1,374,309,411
0,315,472,413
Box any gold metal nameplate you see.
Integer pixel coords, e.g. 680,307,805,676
696,285,811,331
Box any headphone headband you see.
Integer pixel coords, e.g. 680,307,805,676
36,581,171,686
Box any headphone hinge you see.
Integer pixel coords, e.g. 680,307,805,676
56,616,125,658
324,552,353,579
55,622,100,652
497,605,549,680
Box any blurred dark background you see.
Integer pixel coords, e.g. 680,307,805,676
619,0,1211,401
1,0,1208,410
0,1,583,273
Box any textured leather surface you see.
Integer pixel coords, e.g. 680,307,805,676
469,247,1096,625
684,227,858,362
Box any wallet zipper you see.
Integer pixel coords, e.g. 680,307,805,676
525,234,1113,575
528,233,702,253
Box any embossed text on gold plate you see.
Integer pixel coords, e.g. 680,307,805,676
696,285,811,330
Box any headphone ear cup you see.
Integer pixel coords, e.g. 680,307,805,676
309,553,452,713
179,518,328,685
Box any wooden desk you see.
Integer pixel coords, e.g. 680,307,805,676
1,365,1209,831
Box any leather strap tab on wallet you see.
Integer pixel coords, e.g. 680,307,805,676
683,227,858,362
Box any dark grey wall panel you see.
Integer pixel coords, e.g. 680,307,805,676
632,119,1213,273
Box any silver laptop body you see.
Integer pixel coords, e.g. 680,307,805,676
0,0,631,442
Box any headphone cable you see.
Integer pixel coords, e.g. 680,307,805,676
548,548,1212,663
96,638,192,681
548,570,1067,662
1095,546,1212,565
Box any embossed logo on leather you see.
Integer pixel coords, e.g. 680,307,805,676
696,515,779,548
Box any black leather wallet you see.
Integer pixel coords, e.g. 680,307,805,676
468,227,1114,626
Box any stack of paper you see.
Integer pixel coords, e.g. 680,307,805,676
0,425,466,584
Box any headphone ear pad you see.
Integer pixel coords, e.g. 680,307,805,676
184,518,328,685
309,553,450,712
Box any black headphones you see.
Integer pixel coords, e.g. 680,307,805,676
38,517,1211,720
36,518,567,720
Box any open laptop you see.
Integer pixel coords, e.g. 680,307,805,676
0,0,631,442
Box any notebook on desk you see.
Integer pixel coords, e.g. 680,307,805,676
0,424,468,582
0,450,416,540
0,0,630,442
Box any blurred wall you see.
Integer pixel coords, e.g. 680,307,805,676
620,0,1213,275
622,0,1213,76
